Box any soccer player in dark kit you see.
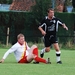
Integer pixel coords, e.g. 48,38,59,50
38,8,68,64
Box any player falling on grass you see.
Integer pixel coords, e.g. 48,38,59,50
38,8,68,64
0,33,51,64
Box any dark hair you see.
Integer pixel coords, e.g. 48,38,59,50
47,8,54,13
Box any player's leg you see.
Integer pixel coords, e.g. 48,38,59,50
40,47,50,58
26,45,37,62
40,36,51,58
27,45,51,64
27,45,40,63
53,43,62,64
52,35,62,64
18,45,39,63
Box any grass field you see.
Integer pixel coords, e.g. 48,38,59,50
0,48,75,75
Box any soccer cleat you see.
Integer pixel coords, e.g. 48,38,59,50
57,61,62,64
40,50,44,58
46,58,51,64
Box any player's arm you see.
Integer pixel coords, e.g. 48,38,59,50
62,23,68,30
0,49,12,63
0,44,17,63
0,59,4,63
38,18,47,36
57,18,68,30
38,27,46,36
0,49,14,63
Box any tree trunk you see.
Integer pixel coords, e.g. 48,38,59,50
9,0,35,11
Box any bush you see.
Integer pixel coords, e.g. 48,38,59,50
0,0,12,4
0,11,75,45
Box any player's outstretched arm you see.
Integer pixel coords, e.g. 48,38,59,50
0,59,4,63
62,23,68,30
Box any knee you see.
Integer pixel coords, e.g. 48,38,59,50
54,46,60,51
31,45,37,49
55,48,60,51
45,48,50,52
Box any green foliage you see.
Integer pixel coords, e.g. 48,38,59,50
0,11,41,44
65,0,72,6
0,26,6,44
55,12,75,44
72,0,75,8
31,0,52,22
0,0,12,4
0,11,75,45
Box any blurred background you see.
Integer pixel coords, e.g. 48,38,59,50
0,0,75,49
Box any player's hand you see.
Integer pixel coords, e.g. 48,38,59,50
41,31,46,36
62,24,68,30
65,26,68,30
0,59,4,63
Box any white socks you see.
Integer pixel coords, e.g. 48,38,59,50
56,51,61,62
40,48,61,62
40,48,46,54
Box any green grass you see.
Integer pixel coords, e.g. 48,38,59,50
0,48,75,75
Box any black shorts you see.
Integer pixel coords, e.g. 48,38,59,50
43,35,58,47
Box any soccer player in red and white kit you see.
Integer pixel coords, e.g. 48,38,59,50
0,33,50,64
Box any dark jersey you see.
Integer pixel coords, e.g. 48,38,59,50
39,16,63,35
